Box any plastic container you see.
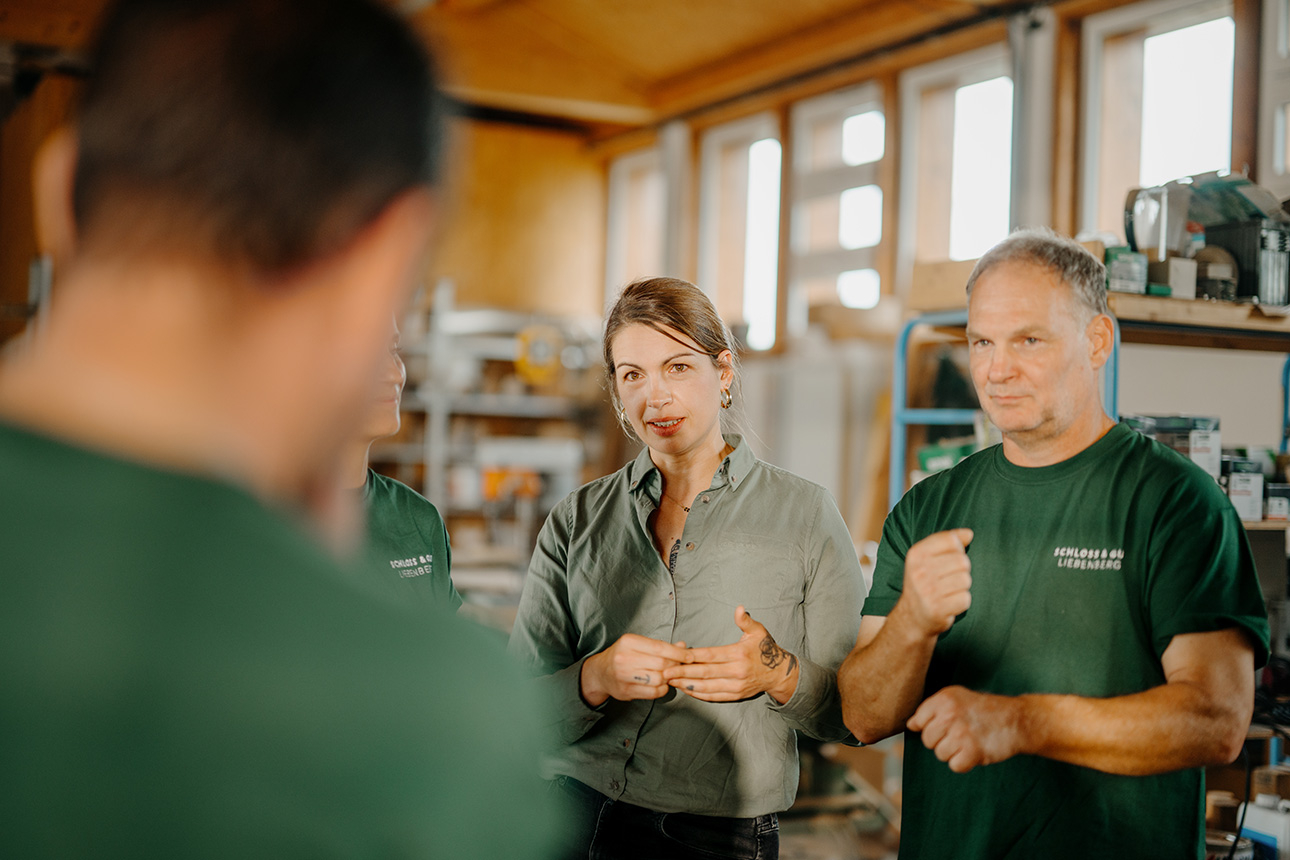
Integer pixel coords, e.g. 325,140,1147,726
1206,218,1290,305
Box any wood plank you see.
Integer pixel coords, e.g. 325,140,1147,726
0,11,95,51
648,1,985,120
654,21,1007,138
442,84,654,125
1050,12,1081,235
1109,293,1290,333
427,120,605,317
877,72,899,302
1095,28,1144,237
1231,0,1260,178
412,7,653,125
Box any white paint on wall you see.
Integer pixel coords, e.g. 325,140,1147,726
1116,343,1287,447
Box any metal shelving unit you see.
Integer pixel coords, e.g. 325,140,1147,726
888,309,1119,510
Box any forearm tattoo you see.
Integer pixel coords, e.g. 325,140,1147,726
759,635,798,677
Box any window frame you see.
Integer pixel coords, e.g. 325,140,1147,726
1079,0,1235,235
696,111,782,343
786,82,888,328
604,145,664,308
896,42,1012,288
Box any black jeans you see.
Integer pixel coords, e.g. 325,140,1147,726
550,775,779,860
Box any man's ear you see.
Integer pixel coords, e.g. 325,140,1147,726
33,126,78,268
1086,312,1115,371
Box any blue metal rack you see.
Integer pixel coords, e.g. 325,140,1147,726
889,310,1122,510
1283,355,1290,455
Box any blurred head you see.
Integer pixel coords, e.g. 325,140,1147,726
604,277,741,454
73,0,443,275
59,0,446,492
361,317,408,444
965,230,1113,448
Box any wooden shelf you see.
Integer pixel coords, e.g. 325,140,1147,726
1245,520,1289,531
1108,294,1290,352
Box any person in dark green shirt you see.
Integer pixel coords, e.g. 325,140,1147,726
341,317,462,612
0,1,558,856
838,229,1269,859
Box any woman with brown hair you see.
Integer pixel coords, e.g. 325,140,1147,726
509,276,866,860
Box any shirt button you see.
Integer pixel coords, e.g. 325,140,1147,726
685,541,695,550
610,779,622,791
622,738,632,748
701,495,710,503
668,591,674,600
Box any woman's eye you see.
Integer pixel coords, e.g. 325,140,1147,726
670,363,688,373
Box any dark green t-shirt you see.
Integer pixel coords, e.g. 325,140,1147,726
865,422,1269,860
0,420,559,858
364,469,462,612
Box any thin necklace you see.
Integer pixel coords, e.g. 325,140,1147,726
663,493,691,513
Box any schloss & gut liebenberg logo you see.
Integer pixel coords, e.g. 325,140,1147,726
1053,546,1124,570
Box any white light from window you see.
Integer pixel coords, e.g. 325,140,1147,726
842,110,885,166
949,76,1013,261
743,138,782,351
839,185,883,249
837,268,881,309
1139,17,1234,187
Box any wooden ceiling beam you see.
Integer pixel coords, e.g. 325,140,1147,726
444,84,654,125
414,5,654,126
645,0,1006,119
0,4,97,52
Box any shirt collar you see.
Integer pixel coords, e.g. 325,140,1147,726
627,434,753,495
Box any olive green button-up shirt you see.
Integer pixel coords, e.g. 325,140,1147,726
509,436,867,818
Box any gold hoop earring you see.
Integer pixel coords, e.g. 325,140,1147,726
720,389,733,409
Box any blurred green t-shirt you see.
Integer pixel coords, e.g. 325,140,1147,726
363,468,462,612
0,420,560,859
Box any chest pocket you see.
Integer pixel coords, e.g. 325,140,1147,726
710,533,803,611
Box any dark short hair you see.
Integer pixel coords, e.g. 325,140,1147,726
73,0,443,274
965,227,1109,319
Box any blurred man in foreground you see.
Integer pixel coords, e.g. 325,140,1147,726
0,0,558,855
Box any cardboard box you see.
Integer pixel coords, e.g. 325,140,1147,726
1253,765,1290,800
909,259,978,311
1128,414,1221,479
1147,256,1198,299
909,242,1115,311
1268,484,1290,521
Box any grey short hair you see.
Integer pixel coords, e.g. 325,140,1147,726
965,227,1108,319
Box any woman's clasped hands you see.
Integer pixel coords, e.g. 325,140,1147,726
580,605,799,708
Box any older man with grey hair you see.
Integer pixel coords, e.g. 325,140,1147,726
838,228,1268,859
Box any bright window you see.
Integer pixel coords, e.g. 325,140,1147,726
837,268,881,309
1138,17,1234,186
897,43,1013,286
788,83,888,328
949,77,1014,261
1262,0,1290,197
605,147,665,305
697,114,782,350
1081,0,1234,236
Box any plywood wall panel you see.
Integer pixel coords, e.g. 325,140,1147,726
429,120,605,318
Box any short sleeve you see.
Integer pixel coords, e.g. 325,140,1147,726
1145,468,1270,668
862,488,919,618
